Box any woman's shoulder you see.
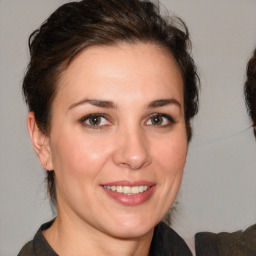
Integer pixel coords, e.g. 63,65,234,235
17,241,33,256
150,222,193,256
17,219,57,256
195,223,256,256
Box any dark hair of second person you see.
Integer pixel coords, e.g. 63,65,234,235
195,48,256,256
245,48,256,137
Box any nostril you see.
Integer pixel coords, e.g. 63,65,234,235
115,154,151,170
112,131,151,170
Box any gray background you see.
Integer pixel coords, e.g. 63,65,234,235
1,0,256,255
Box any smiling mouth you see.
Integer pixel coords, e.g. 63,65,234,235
103,185,150,195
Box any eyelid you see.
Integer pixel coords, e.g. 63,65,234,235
80,113,112,128
146,113,176,126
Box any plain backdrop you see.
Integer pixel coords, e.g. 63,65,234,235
1,0,256,255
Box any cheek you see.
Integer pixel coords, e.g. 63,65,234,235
152,131,187,214
49,133,114,203
154,132,188,174
50,131,113,177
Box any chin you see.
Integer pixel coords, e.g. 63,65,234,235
105,214,158,239
110,226,154,239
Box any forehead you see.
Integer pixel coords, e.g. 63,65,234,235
55,43,184,107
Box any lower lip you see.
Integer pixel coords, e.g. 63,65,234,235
102,186,156,206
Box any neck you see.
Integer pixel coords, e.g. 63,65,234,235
43,213,154,256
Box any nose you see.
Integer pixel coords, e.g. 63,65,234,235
112,128,152,170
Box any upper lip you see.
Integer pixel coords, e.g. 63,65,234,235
101,180,155,187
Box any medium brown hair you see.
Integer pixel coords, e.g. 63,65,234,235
23,0,200,206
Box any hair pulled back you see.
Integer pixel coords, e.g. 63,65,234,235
23,0,200,206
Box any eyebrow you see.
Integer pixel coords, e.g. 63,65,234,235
67,98,181,111
147,99,181,109
68,99,116,110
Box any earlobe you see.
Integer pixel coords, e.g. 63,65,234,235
27,112,53,170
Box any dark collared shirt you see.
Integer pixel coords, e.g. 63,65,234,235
195,224,256,256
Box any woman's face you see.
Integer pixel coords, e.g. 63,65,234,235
44,43,187,238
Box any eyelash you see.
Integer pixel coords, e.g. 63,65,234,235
79,113,176,129
146,113,176,127
80,114,111,129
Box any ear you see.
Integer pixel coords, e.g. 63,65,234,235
27,112,53,170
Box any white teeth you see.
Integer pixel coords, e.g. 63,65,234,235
117,186,122,193
131,186,139,194
123,186,131,194
103,185,150,195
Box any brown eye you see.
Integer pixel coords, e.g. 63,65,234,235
146,113,175,127
89,116,102,126
81,114,110,128
151,114,163,125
